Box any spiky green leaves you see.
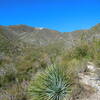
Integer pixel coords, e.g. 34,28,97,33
28,64,73,100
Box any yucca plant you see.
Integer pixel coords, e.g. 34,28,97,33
28,64,73,100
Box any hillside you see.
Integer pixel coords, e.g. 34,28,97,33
0,25,62,46
0,24,100,100
0,24,100,47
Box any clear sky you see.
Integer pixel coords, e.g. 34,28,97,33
0,0,100,32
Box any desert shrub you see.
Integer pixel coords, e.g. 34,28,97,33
74,46,88,58
28,64,73,100
0,72,16,87
0,64,17,87
92,40,100,67
61,41,95,74
72,42,93,60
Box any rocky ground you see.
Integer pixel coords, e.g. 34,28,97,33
78,62,100,100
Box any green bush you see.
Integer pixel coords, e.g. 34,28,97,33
28,64,73,100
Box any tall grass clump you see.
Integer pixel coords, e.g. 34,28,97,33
28,64,73,100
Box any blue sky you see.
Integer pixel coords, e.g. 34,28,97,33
0,0,100,32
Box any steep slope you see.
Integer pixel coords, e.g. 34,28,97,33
63,23,100,44
0,25,63,46
0,24,100,47
0,28,21,55
18,28,62,45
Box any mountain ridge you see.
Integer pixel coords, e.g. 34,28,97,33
0,23,100,47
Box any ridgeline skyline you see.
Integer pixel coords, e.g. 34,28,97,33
0,0,100,32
